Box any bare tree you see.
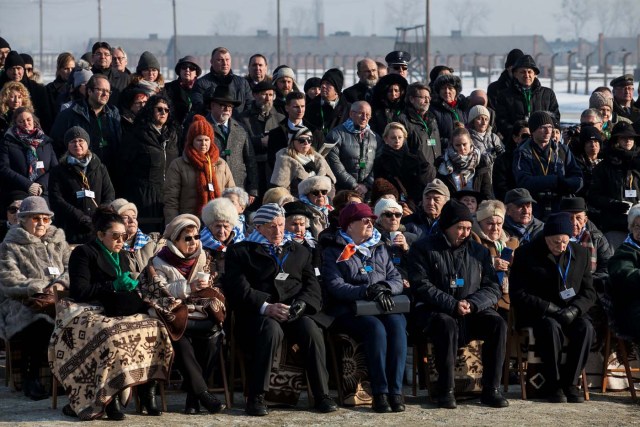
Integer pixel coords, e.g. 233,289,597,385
448,0,489,35
558,0,595,39
612,0,640,37
385,0,424,29
288,6,314,36
212,11,241,35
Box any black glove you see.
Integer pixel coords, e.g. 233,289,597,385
556,176,573,195
374,292,395,312
610,200,632,214
288,300,307,322
555,305,580,327
365,283,389,300
303,161,318,173
545,302,561,316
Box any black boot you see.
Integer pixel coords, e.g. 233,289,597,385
480,387,509,408
372,394,392,413
184,392,201,415
23,378,48,401
197,390,223,413
437,388,457,409
105,395,125,420
245,393,268,416
139,381,161,416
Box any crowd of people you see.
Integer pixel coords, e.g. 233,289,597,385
1,34,640,419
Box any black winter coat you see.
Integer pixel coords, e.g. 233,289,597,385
487,70,511,112
494,78,560,139
436,163,494,201
429,97,467,149
191,70,253,114
0,127,57,200
343,81,370,103
398,106,442,167
163,79,194,126
48,154,115,244
510,236,596,328
0,75,53,134
90,66,131,107
305,96,351,135
492,148,515,203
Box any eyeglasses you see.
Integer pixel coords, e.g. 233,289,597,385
393,65,408,71
382,212,402,219
25,67,33,73
295,137,312,144
183,234,201,242
91,88,111,95
7,206,19,214
181,65,197,71
30,215,51,224
310,189,328,197
155,106,170,114
107,231,127,241
113,56,126,62
217,104,234,111
519,133,531,139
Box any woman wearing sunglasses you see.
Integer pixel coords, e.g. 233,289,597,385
0,193,23,242
297,175,334,237
0,196,70,401
270,126,335,197
321,202,406,413
165,55,202,125
55,206,173,420
120,95,179,233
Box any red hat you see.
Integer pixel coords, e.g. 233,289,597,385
339,202,377,230
186,114,215,149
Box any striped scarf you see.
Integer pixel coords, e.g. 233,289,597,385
285,230,316,248
300,194,333,217
570,227,597,273
624,234,640,251
123,229,151,252
245,229,291,252
200,225,245,252
336,228,381,262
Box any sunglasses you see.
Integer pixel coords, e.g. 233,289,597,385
181,65,197,71
183,234,201,242
296,137,312,144
519,133,531,139
310,189,328,197
393,65,408,71
7,206,19,214
25,67,33,73
30,215,51,224
360,217,374,225
382,212,402,219
107,231,127,241
155,106,170,114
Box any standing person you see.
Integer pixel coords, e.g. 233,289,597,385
467,105,504,169
164,114,234,223
321,202,407,413
305,68,351,135
222,203,337,416
244,53,271,90
369,74,408,136
430,74,467,149
48,127,115,244
45,52,75,119
589,91,616,140
89,41,131,106
164,55,202,125
610,74,640,123
191,47,253,114
343,58,378,103
399,82,442,168
0,81,33,136
271,66,300,115
487,49,524,110
110,46,130,74
120,95,180,232
385,51,411,79
510,213,596,403
127,51,165,97
408,200,508,409
304,77,322,103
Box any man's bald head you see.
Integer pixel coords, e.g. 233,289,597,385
468,90,488,108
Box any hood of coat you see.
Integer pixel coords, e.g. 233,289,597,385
3,224,66,246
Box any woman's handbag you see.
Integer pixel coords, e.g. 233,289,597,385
353,294,411,316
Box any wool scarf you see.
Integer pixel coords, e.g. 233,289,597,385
245,229,291,252
336,228,381,262
185,143,222,215
285,230,316,248
156,242,198,279
300,194,333,217
438,145,480,189
14,125,45,181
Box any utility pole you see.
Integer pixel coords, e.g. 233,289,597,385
276,0,281,65
425,0,430,76
172,0,178,66
98,0,102,40
39,0,43,70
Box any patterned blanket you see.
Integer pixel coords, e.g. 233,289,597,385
48,299,173,420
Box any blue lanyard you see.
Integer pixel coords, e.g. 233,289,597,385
556,246,572,288
269,247,290,272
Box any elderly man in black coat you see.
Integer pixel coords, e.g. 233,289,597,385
222,203,337,416
408,199,508,409
510,213,596,404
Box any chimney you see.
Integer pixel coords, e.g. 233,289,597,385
149,33,158,40
451,30,461,39
318,22,325,41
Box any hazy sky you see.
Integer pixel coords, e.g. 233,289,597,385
0,0,638,54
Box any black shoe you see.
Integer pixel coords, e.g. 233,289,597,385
437,389,457,409
184,392,201,415
314,394,338,413
480,387,509,408
546,387,568,403
62,403,77,418
24,378,48,401
139,381,162,416
389,394,405,412
246,393,268,416
563,385,585,403
372,394,392,413
105,396,126,421
197,390,224,414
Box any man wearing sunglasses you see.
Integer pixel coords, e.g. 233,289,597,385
385,51,411,80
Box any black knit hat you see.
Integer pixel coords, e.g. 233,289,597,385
504,49,524,69
304,77,322,93
321,68,344,93
19,53,33,66
4,51,24,69
136,51,160,74
512,54,540,75
434,74,462,95
438,199,473,231
429,65,454,83
544,212,573,237
528,111,554,133
0,37,10,50
64,126,90,145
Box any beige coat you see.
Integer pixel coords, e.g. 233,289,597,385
124,231,165,279
270,148,336,196
163,154,235,223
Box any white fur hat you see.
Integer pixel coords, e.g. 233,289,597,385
298,175,332,196
201,198,239,227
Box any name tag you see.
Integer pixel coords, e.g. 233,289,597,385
358,161,367,169
560,288,577,300
625,189,637,198
223,149,231,156
35,161,45,169
428,138,437,146
314,267,321,276
450,279,457,288
47,266,60,275
76,190,95,199
275,272,289,281
392,257,401,264
207,183,214,192
456,278,465,287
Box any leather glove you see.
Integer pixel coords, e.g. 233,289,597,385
555,305,580,327
365,283,389,300
545,301,561,316
303,161,317,173
610,200,633,214
28,183,42,196
288,300,306,322
374,292,395,312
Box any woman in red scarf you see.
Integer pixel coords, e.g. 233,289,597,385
164,114,235,223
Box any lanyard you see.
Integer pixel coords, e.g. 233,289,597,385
95,114,107,148
206,154,213,184
556,246,572,289
269,247,289,272
320,107,327,135
523,89,532,116
628,173,634,190
418,116,430,134
532,147,552,176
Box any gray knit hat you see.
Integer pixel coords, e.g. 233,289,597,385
163,213,200,242
201,198,239,227
136,51,160,74
17,196,54,218
64,126,90,145
253,203,286,225
73,69,93,88
589,92,613,110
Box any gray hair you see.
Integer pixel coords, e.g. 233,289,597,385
580,108,602,123
286,214,310,228
350,100,370,113
222,187,249,208
111,46,127,59
628,204,640,231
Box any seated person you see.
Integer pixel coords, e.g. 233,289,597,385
222,203,337,416
321,203,407,413
403,178,449,238
502,188,544,244
297,175,334,237
0,196,70,401
510,213,596,403
408,200,508,409
283,200,321,270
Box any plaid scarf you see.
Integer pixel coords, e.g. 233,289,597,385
570,227,597,273
123,229,151,252
438,145,480,189
285,230,316,248
336,228,381,262
200,225,245,252
14,125,45,181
